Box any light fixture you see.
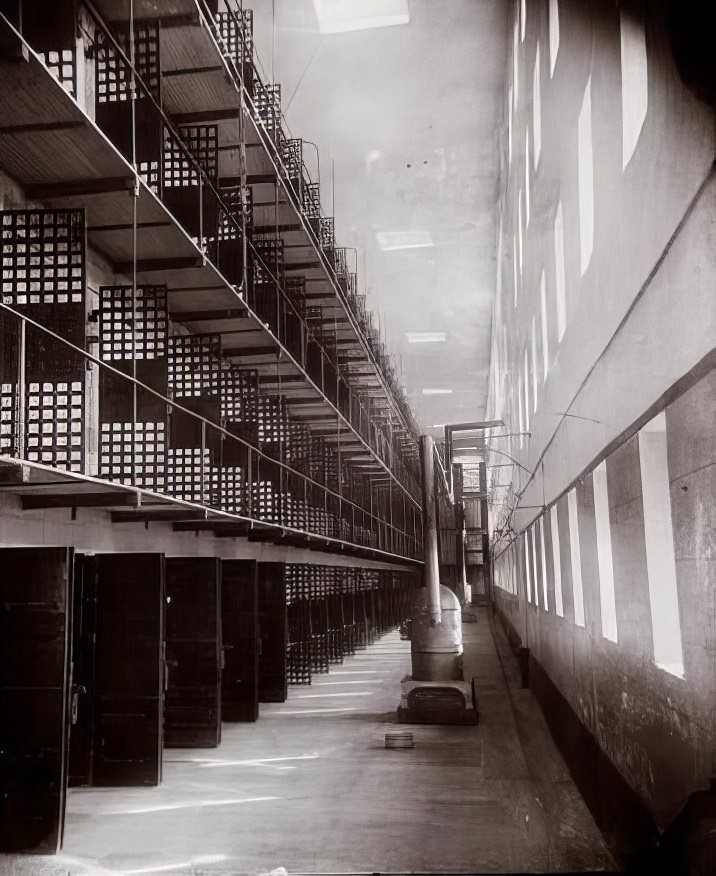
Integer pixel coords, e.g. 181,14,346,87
376,230,433,251
406,332,446,344
422,388,453,396
313,0,410,34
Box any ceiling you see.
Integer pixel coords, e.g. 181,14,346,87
251,0,507,436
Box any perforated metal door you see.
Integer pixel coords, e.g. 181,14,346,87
0,547,74,853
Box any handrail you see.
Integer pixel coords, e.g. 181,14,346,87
0,301,421,556
0,6,420,504
197,0,421,447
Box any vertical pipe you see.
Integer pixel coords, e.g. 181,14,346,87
420,435,441,626
17,317,26,459
456,499,468,603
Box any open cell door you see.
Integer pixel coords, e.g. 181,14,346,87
91,553,165,786
258,563,287,703
165,557,222,747
0,547,73,853
68,553,97,788
222,560,259,721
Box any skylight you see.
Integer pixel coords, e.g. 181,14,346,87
422,388,453,396
376,230,433,251
313,0,410,35
406,332,446,344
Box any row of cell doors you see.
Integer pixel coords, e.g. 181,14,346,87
0,548,288,855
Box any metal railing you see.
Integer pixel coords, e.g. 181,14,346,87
0,303,423,559
0,2,421,502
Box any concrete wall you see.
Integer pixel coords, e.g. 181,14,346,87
486,0,715,853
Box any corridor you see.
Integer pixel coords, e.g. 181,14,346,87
24,612,616,875
0,0,713,870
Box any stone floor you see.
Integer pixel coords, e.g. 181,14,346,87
2,607,617,875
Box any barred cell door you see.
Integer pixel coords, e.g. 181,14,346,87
0,547,74,853
90,553,165,787
165,557,222,747
258,562,287,703
221,559,259,722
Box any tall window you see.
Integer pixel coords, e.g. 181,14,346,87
620,8,648,169
520,0,526,42
549,0,559,77
518,374,525,434
539,518,549,610
513,233,519,308
593,461,618,642
513,16,519,106
524,531,533,602
550,505,564,616
531,524,540,607
525,128,531,227
523,347,530,432
639,412,684,677
539,269,549,380
531,317,538,412
508,86,513,165
533,44,542,167
578,75,594,275
568,488,585,627
518,189,524,277
554,200,566,340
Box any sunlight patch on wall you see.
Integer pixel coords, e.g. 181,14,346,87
533,44,542,167
549,0,559,77
568,488,585,627
639,412,684,678
550,505,564,616
554,200,566,340
376,230,433,251
313,0,409,34
593,461,618,643
620,9,648,169
578,76,594,275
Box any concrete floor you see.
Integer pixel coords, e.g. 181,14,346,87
4,608,617,875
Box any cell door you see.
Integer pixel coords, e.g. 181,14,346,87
68,553,98,788
0,546,74,853
91,553,165,787
165,557,222,747
222,560,259,722
258,562,287,703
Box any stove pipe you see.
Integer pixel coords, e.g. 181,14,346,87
420,434,442,627
409,435,464,682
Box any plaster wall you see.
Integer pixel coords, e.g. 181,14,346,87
488,0,714,523
488,0,715,843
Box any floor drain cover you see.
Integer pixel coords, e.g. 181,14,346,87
385,730,414,749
